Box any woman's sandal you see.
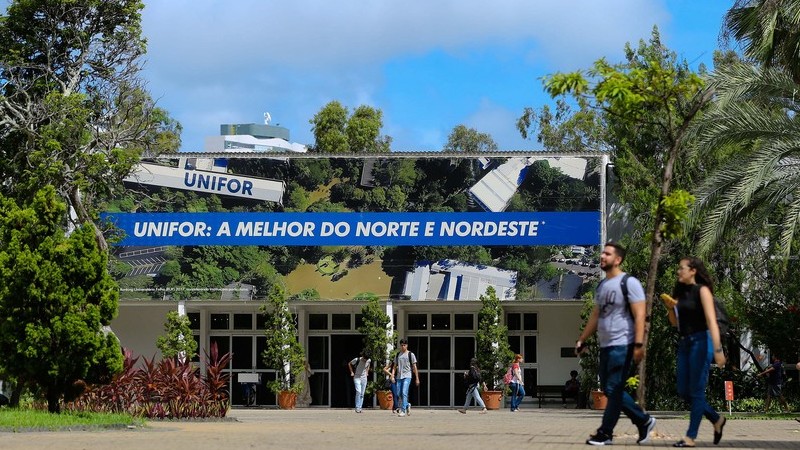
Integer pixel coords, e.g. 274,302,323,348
714,416,727,445
673,440,696,448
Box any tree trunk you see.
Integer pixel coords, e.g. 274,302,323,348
69,187,108,253
46,388,61,414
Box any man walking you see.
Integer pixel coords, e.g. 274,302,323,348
758,354,790,413
348,350,370,413
392,338,419,417
575,241,656,446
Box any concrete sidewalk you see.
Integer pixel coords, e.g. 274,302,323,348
1,407,799,449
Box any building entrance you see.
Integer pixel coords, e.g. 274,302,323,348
330,334,364,408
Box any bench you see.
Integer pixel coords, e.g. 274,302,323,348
535,385,579,408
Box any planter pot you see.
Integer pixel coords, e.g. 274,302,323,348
591,390,607,410
277,391,298,410
480,390,502,410
376,390,394,410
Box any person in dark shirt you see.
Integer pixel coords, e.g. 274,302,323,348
562,370,580,408
757,354,790,413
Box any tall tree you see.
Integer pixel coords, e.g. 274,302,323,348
539,28,712,405
690,61,800,259
723,0,800,83
0,0,181,252
0,186,122,413
443,124,498,153
309,101,391,153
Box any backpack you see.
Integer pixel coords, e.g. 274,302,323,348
464,366,481,385
503,366,514,385
713,297,731,339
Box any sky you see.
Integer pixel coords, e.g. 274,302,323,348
8,1,737,152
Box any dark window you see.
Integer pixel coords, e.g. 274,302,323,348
233,313,253,330
407,314,427,330
256,336,267,370
256,313,267,330
454,314,474,330
508,335,521,355
407,336,428,370
453,336,475,370
524,335,537,363
431,314,450,330
429,336,450,370
523,313,538,331
354,314,364,329
308,336,329,370
210,314,229,330
308,314,328,330
232,336,253,370
331,314,351,330
561,347,578,358
506,313,521,331
191,334,201,363
187,312,200,330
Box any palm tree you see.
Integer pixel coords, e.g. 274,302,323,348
690,60,800,258
723,0,800,83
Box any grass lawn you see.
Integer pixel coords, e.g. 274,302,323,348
0,408,142,431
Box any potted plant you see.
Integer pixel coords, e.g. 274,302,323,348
476,286,514,410
261,283,306,409
356,293,396,409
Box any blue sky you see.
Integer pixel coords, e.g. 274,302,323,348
8,1,737,151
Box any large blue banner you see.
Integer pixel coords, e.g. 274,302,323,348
103,211,601,246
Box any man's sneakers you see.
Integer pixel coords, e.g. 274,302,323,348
637,417,656,444
458,408,467,414
397,411,406,417
586,430,613,446
406,404,411,416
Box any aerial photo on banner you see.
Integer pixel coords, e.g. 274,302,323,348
106,154,603,302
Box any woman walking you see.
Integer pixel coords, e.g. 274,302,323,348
663,257,727,447
458,358,487,414
509,354,525,412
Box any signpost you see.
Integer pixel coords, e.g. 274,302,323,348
724,380,734,415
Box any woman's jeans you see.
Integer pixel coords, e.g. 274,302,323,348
353,377,367,410
676,331,720,439
463,384,486,409
510,382,525,410
598,344,649,435
390,380,399,410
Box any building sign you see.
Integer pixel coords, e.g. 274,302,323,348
103,211,601,246
124,163,284,203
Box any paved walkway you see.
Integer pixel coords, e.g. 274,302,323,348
1,407,798,449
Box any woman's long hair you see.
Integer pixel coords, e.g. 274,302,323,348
672,256,715,298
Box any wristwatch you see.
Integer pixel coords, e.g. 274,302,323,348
715,347,724,353
633,342,644,348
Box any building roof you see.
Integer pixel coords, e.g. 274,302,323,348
402,259,517,301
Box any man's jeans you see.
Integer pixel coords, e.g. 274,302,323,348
463,384,486,409
397,377,411,412
353,377,367,411
510,382,525,410
598,344,649,435
676,331,720,439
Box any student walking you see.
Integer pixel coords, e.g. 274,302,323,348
664,256,727,447
391,339,419,417
382,360,400,413
348,350,371,413
458,358,487,414
757,354,790,413
508,354,525,412
575,241,656,446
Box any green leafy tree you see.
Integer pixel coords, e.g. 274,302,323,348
538,28,712,404
476,287,513,390
723,0,800,83
310,101,391,153
155,311,198,362
0,0,181,252
0,186,122,413
261,283,305,394
357,293,396,392
443,124,498,152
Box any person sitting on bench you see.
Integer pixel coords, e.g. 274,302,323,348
562,370,580,407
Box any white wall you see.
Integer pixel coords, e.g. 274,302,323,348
112,303,177,361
